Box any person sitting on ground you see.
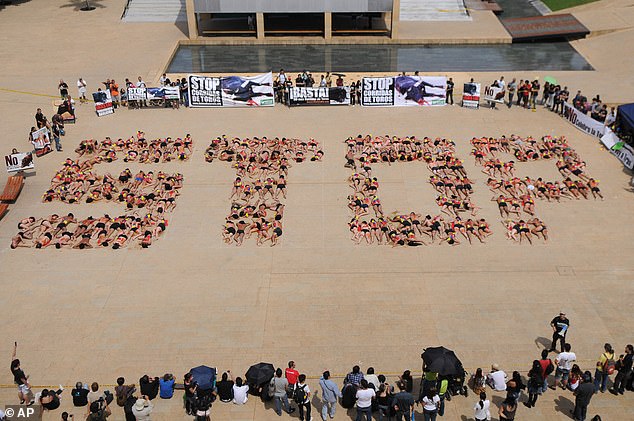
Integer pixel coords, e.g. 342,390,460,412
139,375,159,400
72,382,89,407
39,386,64,411
216,371,234,403
344,365,364,386
159,373,175,399
232,377,249,405
87,400,111,421
486,364,507,391
365,367,380,391
87,382,105,404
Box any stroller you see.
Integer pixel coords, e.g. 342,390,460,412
445,365,469,400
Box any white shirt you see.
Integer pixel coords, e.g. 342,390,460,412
556,351,576,370
355,388,375,409
160,76,167,86
232,384,249,404
422,395,440,411
487,370,507,391
474,399,490,420
497,80,506,91
77,79,86,90
365,374,380,391
137,80,146,88
278,73,286,84
132,401,154,420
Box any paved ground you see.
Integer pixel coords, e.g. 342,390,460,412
0,1,633,420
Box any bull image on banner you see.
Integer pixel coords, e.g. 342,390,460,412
393,76,447,106
92,90,114,116
188,73,275,107
5,151,34,173
30,127,51,157
127,87,180,107
462,83,481,109
484,85,505,104
362,77,395,106
288,86,350,106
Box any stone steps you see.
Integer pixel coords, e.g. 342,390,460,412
123,0,186,23
400,0,472,21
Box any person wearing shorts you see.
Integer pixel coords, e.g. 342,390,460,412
77,78,87,103
552,343,576,390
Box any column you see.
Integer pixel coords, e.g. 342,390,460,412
185,0,198,39
324,12,332,39
256,12,265,39
391,0,400,39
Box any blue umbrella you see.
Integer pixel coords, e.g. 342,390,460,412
190,365,217,390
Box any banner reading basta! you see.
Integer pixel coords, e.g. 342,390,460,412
188,73,275,107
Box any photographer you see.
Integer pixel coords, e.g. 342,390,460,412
131,395,154,420
86,399,111,421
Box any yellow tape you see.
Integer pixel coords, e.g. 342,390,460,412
0,87,94,103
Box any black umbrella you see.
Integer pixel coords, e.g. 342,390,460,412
332,73,347,77
245,362,275,385
421,347,463,376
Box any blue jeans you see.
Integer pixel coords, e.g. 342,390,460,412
182,91,189,107
274,395,291,415
424,409,438,421
594,369,609,392
54,135,62,151
356,406,372,421
322,399,336,420
542,377,548,393
438,397,445,416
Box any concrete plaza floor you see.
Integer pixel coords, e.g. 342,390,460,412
0,1,633,420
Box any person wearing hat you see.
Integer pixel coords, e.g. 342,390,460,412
486,364,507,391
131,395,153,420
549,312,570,353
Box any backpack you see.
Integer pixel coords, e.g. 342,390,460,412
544,360,555,376
603,353,616,375
293,384,307,404
87,410,106,421
116,392,127,407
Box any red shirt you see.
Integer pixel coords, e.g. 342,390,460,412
285,368,299,385
539,359,552,379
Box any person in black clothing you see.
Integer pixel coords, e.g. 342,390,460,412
40,387,64,411
139,375,159,400
572,372,594,421
392,380,414,421
59,80,69,99
549,312,570,352
399,370,413,394
446,78,454,105
72,382,89,406
610,344,633,395
10,342,32,405
524,361,543,408
123,394,137,421
216,371,234,403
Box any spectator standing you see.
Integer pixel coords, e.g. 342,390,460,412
336,76,344,87
611,344,633,395
159,373,175,399
524,360,543,408
136,76,147,107
530,79,540,109
572,372,594,421
355,379,375,421
271,368,294,416
277,69,287,85
184,372,198,415
486,364,507,391
293,374,311,421
350,82,357,106
507,78,516,108
131,396,153,420
115,377,135,407
110,80,120,108
446,77,454,105
319,371,340,420
319,75,327,87
59,80,69,99
232,377,249,405
538,349,555,393
568,364,582,391
549,312,570,352
498,397,517,421
516,80,524,106
420,388,440,421
392,380,414,421
344,365,364,386
71,382,89,407
375,375,392,421
552,343,577,390
355,80,361,105
325,72,332,87
11,342,33,405
594,343,615,393
77,78,87,103
216,371,234,403
87,401,111,421
51,119,62,152
473,391,490,421
180,77,189,107
159,73,167,87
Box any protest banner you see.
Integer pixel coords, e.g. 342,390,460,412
601,127,634,169
288,86,351,106
562,102,605,138
92,90,114,116
393,76,447,106
188,73,275,107
462,83,480,109
361,77,395,106
30,127,51,157
483,85,505,104
5,151,34,173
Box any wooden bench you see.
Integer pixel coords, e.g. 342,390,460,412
0,175,24,202
0,203,7,221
